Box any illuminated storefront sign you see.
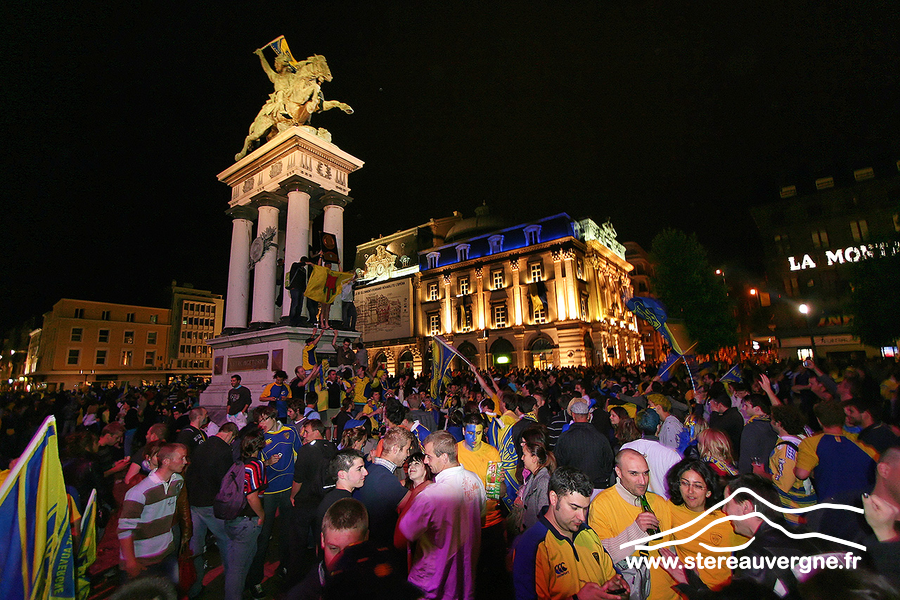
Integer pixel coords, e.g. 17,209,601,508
787,241,900,271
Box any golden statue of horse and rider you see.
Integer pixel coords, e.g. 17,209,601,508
235,39,353,161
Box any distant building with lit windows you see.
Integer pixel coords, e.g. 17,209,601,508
25,284,224,390
169,283,224,373
354,208,641,375
750,160,900,360
26,299,172,390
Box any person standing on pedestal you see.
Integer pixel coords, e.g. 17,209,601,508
226,375,253,430
305,256,322,328
288,257,310,327
340,274,358,331
275,258,285,308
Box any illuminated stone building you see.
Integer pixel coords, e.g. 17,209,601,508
25,284,225,390
355,210,641,374
750,161,900,359
26,299,172,390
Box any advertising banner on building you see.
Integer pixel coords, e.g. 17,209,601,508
357,278,413,342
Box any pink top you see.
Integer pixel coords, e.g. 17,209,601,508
397,465,486,600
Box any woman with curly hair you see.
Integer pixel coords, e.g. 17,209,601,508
665,458,747,590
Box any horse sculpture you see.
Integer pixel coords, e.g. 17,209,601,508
235,51,353,161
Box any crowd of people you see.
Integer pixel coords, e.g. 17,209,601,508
1,351,899,600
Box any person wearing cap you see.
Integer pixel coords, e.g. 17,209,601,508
620,409,683,500
554,399,614,494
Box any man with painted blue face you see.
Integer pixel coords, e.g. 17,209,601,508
457,413,512,597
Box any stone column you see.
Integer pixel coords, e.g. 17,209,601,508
565,254,579,319
251,204,280,326
477,337,488,370
224,216,254,330
322,197,347,322
282,181,316,321
514,331,526,369
475,268,485,330
442,274,452,334
322,199,346,268
552,253,567,320
511,260,523,326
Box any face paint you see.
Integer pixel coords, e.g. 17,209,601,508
464,424,483,448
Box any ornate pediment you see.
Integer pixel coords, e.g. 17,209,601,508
364,244,398,281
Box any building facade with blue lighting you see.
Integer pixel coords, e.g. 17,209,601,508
354,208,641,374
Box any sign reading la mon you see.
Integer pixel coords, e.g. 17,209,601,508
788,241,900,271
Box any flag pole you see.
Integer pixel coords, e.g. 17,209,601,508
675,341,700,394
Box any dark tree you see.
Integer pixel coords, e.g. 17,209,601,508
847,239,900,347
649,229,737,354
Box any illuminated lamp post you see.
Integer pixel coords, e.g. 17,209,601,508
798,303,817,359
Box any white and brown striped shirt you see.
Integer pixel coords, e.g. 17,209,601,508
118,469,183,565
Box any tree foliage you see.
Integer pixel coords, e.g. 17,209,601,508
649,229,737,354
847,240,900,347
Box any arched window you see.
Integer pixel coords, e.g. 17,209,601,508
489,337,515,371
399,350,414,374
530,337,554,369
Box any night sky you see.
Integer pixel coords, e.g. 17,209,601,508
2,2,898,333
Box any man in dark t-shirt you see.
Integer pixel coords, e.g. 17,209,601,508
285,420,337,587
174,407,209,455
184,424,237,597
709,395,744,461
226,374,253,429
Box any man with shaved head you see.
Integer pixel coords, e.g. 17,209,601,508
589,449,678,600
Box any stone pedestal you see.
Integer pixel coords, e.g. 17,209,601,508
200,325,361,408
202,127,364,408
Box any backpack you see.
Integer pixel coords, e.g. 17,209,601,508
311,440,339,501
214,460,246,520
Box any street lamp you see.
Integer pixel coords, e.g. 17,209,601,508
798,303,816,359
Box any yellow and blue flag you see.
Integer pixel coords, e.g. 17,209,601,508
75,490,97,600
720,364,742,384
657,353,682,382
266,35,302,73
0,416,76,600
304,264,355,305
626,296,689,355
430,337,455,399
528,281,548,313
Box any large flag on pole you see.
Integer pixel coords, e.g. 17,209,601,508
266,35,303,73
304,264,355,304
430,337,455,399
626,296,692,356
431,335,475,370
0,416,76,600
